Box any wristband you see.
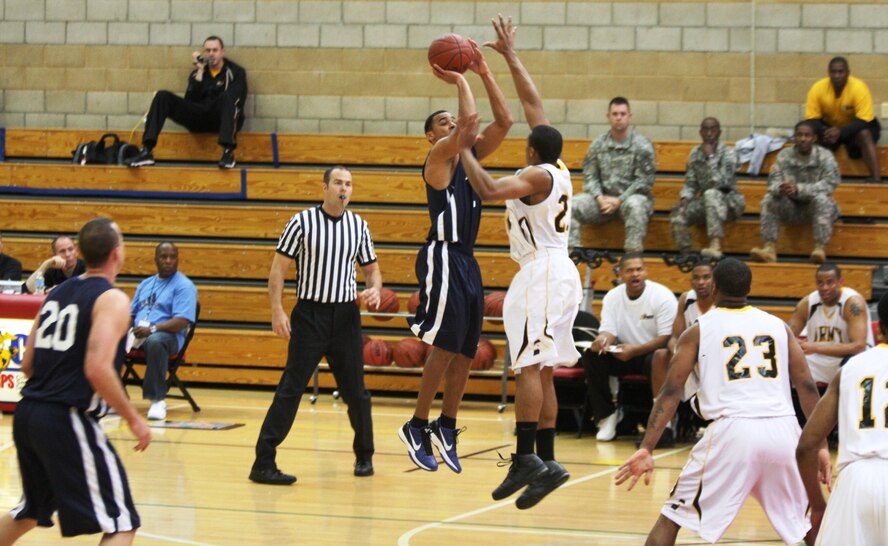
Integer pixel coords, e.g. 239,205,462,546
149,325,157,334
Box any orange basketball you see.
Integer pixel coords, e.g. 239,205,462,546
371,287,399,321
392,338,427,368
363,339,392,367
471,338,496,370
361,333,371,347
408,290,421,314
427,33,473,73
483,291,506,318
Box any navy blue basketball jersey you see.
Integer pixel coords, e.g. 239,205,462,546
422,151,482,252
22,276,125,413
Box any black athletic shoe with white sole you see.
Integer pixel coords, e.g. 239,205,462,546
125,148,155,167
218,148,236,169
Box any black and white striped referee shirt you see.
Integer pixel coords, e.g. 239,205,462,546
276,205,377,303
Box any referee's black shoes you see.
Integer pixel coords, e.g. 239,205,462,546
354,458,374,477
249,467,297,485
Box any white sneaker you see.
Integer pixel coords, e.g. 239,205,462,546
147,400,167,421
595,407,623,442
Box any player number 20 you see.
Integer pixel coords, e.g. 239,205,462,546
857,377,888,429
723,335,778,381
34,301,79,352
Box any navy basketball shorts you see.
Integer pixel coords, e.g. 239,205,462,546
409,241,483,358
10,399,140,537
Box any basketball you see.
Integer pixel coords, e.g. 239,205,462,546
392,338,427,368
471,338,496,370
427,33,473,74
483,291,506,318
371,287,399,321
407,290,421,314
363,339,392,367
361,333,370,347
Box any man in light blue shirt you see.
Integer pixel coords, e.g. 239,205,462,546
131,242,197,420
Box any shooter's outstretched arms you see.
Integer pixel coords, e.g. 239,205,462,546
467,39,513,160
425,68,474,190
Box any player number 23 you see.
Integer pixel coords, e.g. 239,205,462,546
723,335,778,381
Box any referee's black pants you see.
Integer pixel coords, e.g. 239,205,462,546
253,300,374,471
142,90,245,150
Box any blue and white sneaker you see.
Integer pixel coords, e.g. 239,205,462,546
398,422,438,471
429,419,464,473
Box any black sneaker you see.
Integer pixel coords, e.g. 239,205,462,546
515,460,570,510
249,467,296,485
354,458,374,477
491,453,548,501
125,148,154,167
218,148,236,169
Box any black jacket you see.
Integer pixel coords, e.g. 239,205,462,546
184,58,248,106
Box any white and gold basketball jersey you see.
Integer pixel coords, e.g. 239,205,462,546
505,159,572,264
836,344,888,472
804,287,874,383
694,306,795,420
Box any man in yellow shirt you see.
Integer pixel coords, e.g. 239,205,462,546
805,57,881,182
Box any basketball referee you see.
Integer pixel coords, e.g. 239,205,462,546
249,165,382,485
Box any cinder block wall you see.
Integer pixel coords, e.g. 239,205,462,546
1,0,885,141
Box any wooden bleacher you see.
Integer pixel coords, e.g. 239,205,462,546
6,128,888,177
1,128,882,395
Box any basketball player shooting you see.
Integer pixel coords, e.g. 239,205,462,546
399,29,513,474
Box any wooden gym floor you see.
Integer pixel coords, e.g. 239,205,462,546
0,387,804,545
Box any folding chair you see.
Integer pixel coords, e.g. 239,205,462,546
122,302,201,412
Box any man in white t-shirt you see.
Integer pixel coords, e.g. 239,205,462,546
585,253,677,441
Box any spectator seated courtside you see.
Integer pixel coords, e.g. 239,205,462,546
129,242,198,421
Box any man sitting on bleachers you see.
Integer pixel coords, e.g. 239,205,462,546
0,233,22,281
750,120,840,264
669,118,745,259
584,253,676,442
806,56,881,182
24,235,86,293
126,35,247,170
570,97,656,253
131,242,197,421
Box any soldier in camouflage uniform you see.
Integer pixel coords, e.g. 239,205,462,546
670,118,745,258
570,97,656,253
750,120,840,264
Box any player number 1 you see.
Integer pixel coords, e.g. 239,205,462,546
857,376,888,429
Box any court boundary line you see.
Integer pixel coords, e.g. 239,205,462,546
138,531,219,545
396,446,690,546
